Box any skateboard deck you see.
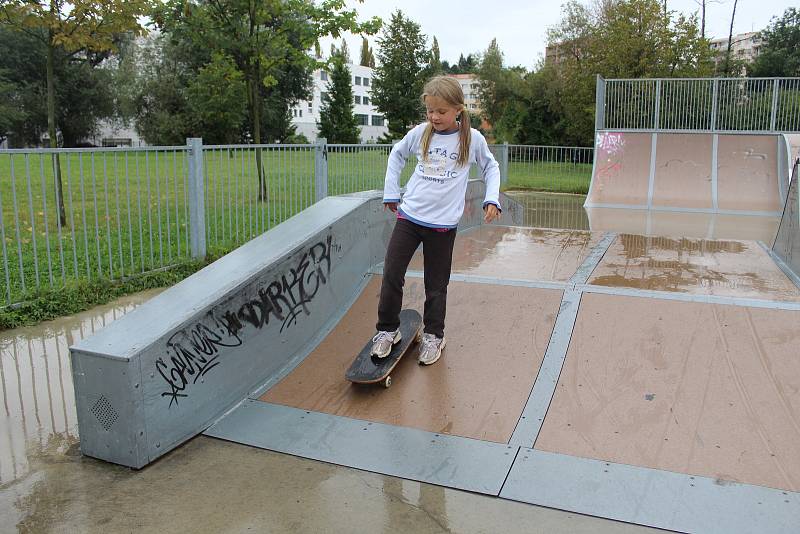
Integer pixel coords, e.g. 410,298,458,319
345,309,422,388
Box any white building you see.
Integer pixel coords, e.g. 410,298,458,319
450,74,482,113
291,63,388,143
710,32,762,65
86,121,146,147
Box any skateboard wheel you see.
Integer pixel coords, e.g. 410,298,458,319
383,376,392,388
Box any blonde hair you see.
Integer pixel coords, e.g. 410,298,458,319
420,76,471,167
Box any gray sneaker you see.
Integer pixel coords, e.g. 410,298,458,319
371,329,402,358
418,333,446,365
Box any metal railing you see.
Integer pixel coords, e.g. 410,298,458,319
0,146,192,306
505,145,594,194
1,139,593,307
597,76,800,133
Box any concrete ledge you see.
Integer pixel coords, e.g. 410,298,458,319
71,194,391,468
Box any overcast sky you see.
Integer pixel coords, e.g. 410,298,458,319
320,0,796,70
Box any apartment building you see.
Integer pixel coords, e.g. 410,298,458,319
710,32,762,68
291,63,388,143
450,73,482,113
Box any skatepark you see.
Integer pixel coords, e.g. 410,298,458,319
66,141,800,532
3,77,800,532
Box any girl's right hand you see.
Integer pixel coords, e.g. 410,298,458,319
384,202,398,213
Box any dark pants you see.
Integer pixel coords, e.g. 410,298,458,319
376,218,457,338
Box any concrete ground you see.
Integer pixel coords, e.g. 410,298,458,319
0,293,665,534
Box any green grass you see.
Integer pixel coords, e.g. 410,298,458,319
0,255,219,329
1,145,590,325
505,161,593,194
0,147,417,307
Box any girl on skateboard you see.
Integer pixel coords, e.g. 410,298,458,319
371,75,502,365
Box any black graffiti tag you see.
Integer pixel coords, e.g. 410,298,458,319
155,235,335,407
156,320,243,407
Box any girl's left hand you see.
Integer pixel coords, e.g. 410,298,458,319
484,204,500,224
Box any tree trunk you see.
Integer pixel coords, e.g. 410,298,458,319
724,0,738,76
46,26,67,227
701,0,706,39
252,65,266,201
246,0,266,202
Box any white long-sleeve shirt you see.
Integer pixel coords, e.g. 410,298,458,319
383,123,501,228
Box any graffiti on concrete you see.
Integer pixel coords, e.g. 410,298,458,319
596,132,626,180
155,235,335,407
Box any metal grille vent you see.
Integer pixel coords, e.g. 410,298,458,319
90,395,119,431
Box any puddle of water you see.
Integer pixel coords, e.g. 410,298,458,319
507,191,780,242
0,289,162,486
506,191,589,231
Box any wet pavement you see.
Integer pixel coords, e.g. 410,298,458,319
0,291,662,533
5,191,791,533
589,234,800,300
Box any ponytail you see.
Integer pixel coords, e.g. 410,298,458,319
420,123,434,163
457,108,471,167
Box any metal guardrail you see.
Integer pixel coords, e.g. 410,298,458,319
0,139,593,307
597,76,800,133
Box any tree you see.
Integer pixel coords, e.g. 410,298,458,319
749,8,800,77
187,53,248,144
154,0,379,198
477,39,505,131
317,53,359,143
133,35,193,145
544,0,712,144
443,53,478,74
0,25,118,147
0,69,23,145
429,36,442,75
359,36,374,67
372,10,429,140
0,0,151,225
457,53,479,73
336,39,351,63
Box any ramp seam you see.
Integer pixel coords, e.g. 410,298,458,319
577,283,800,310
508,289,582,447
501,448,800,534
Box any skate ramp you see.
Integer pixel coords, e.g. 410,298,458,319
586,131,790,215
259,275,562,443
772,158,800,285
206,225,800,533
69,176,800,532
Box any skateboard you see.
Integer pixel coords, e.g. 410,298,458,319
345,309,423,388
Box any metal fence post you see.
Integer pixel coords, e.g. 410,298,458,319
187,138,206,259
770,79,780,132
501,142,509,184
653,79,661,131
595,75,606,131
711,78,719,132
314,137,328,202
